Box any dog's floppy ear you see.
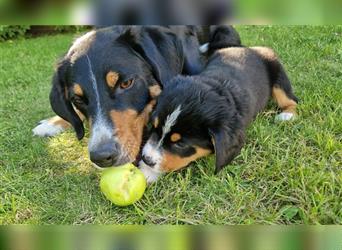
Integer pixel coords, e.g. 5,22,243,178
209,126,245,174
117,27,184,86
49,59,84,140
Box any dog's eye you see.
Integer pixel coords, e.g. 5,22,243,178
71,96,85,106
120,79,134,89
174,141,187,149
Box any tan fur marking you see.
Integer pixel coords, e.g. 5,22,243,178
110,101,154,161
272,87,297,114
160,147,211,172
251,46,277,61
48,116,72,129
170,133,181,142
75,109,86,121
73,84,83,96
153,117,159,128
149,84,162,98
106,71,119,88
47,109,85,129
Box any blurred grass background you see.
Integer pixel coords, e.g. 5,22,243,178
0,26,341,225
237,0,342,24
0,0,342,24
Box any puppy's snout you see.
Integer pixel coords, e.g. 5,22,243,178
89,141,118,168
142,154,156,167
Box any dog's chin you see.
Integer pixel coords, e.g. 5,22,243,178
138,161,162,184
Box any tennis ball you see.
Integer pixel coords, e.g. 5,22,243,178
100,163,146,206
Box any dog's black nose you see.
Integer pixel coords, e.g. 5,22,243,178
89,142,116,168
142,155,156,167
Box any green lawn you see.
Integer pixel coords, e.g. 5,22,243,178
0,26,341,225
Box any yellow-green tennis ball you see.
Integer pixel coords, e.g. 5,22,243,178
100,163,146,206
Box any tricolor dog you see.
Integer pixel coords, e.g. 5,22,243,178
139,36,298,183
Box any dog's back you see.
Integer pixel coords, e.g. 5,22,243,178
199,47,278,125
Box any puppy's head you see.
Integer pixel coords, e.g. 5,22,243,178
49,27,184,168
139,76,237,180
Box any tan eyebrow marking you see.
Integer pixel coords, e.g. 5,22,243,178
73,83,83,96
106,71,119,88
170,133,181,142
149,84,162,98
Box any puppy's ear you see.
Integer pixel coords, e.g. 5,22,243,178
117,27,184,86
209,126,245,174
49,59,84,140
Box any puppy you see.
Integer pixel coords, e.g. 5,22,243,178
139,45,298,183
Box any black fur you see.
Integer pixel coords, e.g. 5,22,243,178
49,59,84,140
207,25,242,54
149,46,298,173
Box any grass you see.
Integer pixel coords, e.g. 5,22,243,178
0,26,341,225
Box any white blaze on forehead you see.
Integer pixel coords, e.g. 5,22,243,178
140,106,182,175
158,105,182,147
86,54,113,151
86,55,102,115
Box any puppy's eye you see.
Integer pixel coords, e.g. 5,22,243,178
174,141,187,149
120,79,134,89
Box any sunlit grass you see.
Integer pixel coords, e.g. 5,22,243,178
47,130,94,174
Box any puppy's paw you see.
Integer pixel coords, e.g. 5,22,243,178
32,120,65,137
139,162,161,184
275,112,295,122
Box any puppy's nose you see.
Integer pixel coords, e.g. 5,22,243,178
142,155,156,167
89,142,116,168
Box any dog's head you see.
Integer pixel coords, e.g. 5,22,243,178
49,26,186,168
139,76,242,178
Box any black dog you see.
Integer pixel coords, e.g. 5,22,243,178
33,25,241,168
139,36,298,183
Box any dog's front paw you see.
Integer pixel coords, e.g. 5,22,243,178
275,112,296,122
32,120,65,137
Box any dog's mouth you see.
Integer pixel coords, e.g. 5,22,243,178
90,151,132,169
133,151,143,166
